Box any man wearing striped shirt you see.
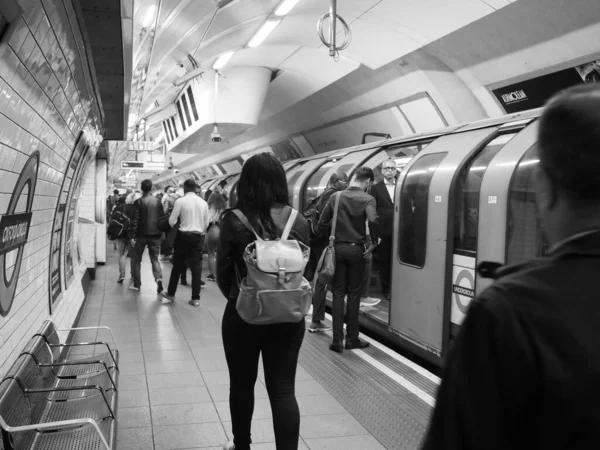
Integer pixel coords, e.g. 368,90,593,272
161,179,209,306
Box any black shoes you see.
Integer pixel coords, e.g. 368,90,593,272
329,341,344,353
345,339,370,350
157,280,163,294
180,279,188,286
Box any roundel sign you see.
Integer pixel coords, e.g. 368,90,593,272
0,151,40,316
450,255,476,326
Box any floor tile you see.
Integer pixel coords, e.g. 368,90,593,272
145,359,199,374
149,386,212,405
304,435,387,449
295,379,330,397
147,372,206,390
300,413,368,439
223,417,277,444
119,374,147,391
119,389,150,408
214,398,272,423
143,348,194,362
116,426,153,450
196,357,229,372
151,402,220,426
118,406,151,429
153,423,227,450
297,395,348,417
142,339,189,352
119,360,146,375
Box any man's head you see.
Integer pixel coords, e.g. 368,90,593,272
381,159,398,182
350,167,375,192
329,172,349,191
183,178,196,194
113,189,119,196
215,180,227,193
535,84,600,244
141,179,152,193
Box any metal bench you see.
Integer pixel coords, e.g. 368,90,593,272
0,323,119,450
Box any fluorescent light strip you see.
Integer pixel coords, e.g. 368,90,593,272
274,0,300,16
213,51,235,70
248,19,280,48
142,5,156,28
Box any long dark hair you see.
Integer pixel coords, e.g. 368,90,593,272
236,153,289,237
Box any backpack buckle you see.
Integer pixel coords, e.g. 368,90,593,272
277,268,286,285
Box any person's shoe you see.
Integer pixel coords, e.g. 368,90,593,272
160,292,175,302
223,442,235,450
345,339,370,350
329,341,344,353
207,275,216,282
360,297,381,308
156,280,163,294
180,279,188,286
188,299,200,307
200,280,205,286
308,321,332,333
128,285,140,291
117,276,125,284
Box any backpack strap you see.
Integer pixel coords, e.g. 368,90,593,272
231,209,262,241
281,209,298,240
329,192,341,246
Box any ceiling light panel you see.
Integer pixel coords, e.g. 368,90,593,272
248,19,281,47
274,0,301,16
213,51,235,69
142,5,157,28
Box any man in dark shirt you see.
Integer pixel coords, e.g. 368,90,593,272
308,171,348,333
318,167,377,352
130,179,164,293
422,84,600,449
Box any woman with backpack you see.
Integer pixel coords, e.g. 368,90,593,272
109,195,136,283
217,153,310,450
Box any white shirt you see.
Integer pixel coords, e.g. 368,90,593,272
169,192,209,233
384,179,396,203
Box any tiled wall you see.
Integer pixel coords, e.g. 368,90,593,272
0,0,104,377
79,161,97,269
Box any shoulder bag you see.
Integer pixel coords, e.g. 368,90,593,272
315,192,341,285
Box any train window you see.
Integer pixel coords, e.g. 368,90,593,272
373,141,433,183
176,100,186,131
398,152,447,268
181,94,193,126
163,122,171,143
187,87,199,121
170,117,179,138
506,145,549,264
303,161,336,211
453,133,516,254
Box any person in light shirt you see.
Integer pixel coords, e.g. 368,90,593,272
160,178,209,306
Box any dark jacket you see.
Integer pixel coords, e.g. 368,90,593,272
422,230,600,450
370,180,394,237
317,187,378,245
111,203,136,239
217,205,310,304
132,193,163,238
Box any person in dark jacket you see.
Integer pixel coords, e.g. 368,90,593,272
112,195,136,283
130,179,164,293
217,153,310,450
421,84,600,449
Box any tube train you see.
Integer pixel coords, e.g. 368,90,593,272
154,107,547,367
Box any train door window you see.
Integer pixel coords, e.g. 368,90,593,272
302,161,336,211
186,87,199,121
398,153,447,268
374,141,433,183
170,117,179,138
454,133,517,254
181,94,193,126
506,145,549,264
176,100,186,131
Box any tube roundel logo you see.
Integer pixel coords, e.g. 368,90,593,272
0,151,40,317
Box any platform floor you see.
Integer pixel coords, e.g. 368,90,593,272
77,244,436,449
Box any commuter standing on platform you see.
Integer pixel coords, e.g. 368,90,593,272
217,153,310,450
370,158,398,300
318,167,378,353
308,172,348,333
161,178,209,306
422,84,600,449
130,180,164,293
205,183,227,282
111,195,135,284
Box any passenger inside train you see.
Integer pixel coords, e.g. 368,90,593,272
1,0,600,449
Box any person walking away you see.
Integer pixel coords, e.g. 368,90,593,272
307,172,348,333
421,84,600,449
208,180,228,209
130,179,164,293
318,167,378,353
160,186,180,262
217,153,310,450
370,158,397,301
160,178,209,306
206,185,227,282
109,195,136,283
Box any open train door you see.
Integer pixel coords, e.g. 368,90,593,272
390,127,497,366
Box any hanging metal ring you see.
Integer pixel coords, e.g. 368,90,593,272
317,12,352,55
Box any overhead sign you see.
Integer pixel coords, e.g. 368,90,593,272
145,162,165,171
121,161,144,169
491,59,600,113
128,141,157,151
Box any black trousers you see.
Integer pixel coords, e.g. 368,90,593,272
167,232,204,299
222,302,305,450
375,235,392,295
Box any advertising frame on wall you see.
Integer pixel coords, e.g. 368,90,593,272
48,132,90,314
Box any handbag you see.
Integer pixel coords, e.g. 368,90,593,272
232,208,312,324
315,192,341,285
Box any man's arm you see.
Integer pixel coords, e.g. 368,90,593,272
316,193,335,237
169,198,181,227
